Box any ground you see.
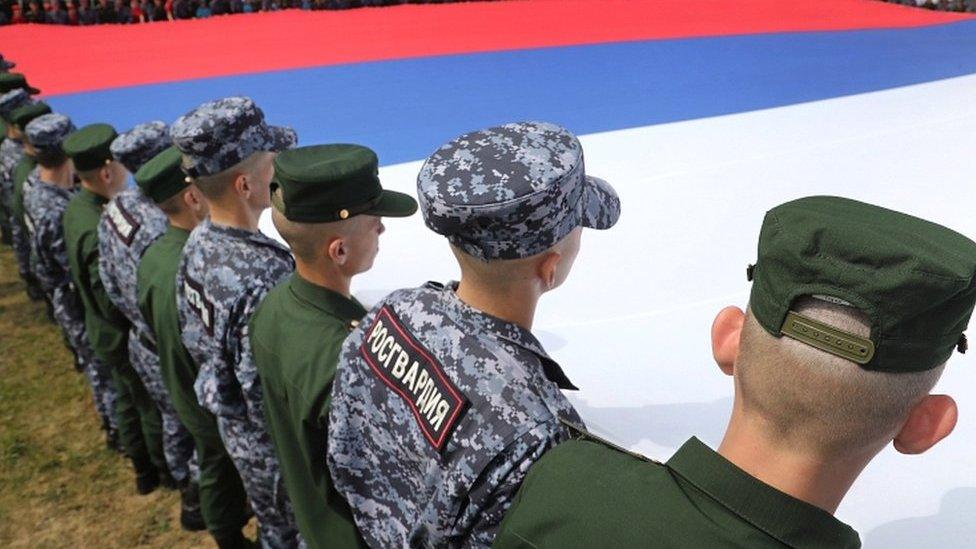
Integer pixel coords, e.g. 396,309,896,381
0,245,251,547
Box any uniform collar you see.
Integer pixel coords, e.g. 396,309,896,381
666,438,861,549
164,224,191,239
206,218,290,252
78,187,108,206
432,281,578,390
289,273,366,323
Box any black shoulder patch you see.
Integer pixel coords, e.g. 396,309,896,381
105,200,141,247
359,306,468,452
182,271,214,336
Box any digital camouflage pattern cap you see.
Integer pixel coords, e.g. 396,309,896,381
62,123,118,171
0,89,33,121
0,73,39,95
25,113,75,151
10,102,51,130
748,195,976,373
110,121,172,174
170,96,297,179
0,54,15,71
417,121,621,261
271,144,417,223
136,146,189,204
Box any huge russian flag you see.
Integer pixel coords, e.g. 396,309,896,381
5,2,975,545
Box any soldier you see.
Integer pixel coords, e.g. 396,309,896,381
327,121,621,547
7,100,50,301
492,196,976,549
0,87,35,246
99,122,203,523
21,112,120,451
250,144,418,549
171,96,301,548
62,124,167,495
136,147,252,548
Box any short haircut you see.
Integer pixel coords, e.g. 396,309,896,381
158,188,189,216
736,297,944,457
190,151,266,200
270,200,350,262
450,227,579,288
35,147,68,169
76,166,103,185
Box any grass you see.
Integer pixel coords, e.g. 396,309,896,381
0,244,253,547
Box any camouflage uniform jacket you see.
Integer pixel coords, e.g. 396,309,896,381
327,281,583,548
0,137,22,205
97,188,168,341
23,179,89,354
176,219,294,421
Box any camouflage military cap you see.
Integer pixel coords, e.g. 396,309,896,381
111,121,172,174
0,89,32,121
271,144,417,223
9,102,51,130
25,113,76,151
136,146,189,204
0,54,15,71
0,73,39,95
63,123,118,171
417,121,621,260
170,96,297,179
749,196,976,373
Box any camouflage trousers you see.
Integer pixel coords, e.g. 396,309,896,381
0,181,11,244
10,222,30,280
216,415,303,549
129,329,198,486
49,284,119,435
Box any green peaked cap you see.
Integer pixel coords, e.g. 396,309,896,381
62,123,118,171
271,144,417,223
136,146,188,204
10,102,50,129
748,195,976,373
0,72,40,95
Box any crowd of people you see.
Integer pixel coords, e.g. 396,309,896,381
2,51,975,549
882,0,976,11
0,0,488,25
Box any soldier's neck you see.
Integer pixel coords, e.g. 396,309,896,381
718,408,872,514
455,278,538,331
39,163,73,189
167,211,200,233
207,200,261,232
80,179,114,200
295,260,351,298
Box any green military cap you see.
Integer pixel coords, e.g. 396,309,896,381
0,73,40,95
10,102,51,130
62,123,118,171
271,144,418,223
748,195,976,373
135,146,189,204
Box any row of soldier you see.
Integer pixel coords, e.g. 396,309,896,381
1,58,974,549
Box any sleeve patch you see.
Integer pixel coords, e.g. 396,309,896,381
105,200,141,247
359,306,468,452
182,271,214,336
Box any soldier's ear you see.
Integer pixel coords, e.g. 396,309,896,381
327,236,347,265
712,306,744,376
893,394,957,455
235,173,250,199
537,250,562,293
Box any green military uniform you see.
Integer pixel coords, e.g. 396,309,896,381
495,196,976,549
134,147,250,544
8,102,47,299
495,431,859,549
62,125,165,487
249,144,417,548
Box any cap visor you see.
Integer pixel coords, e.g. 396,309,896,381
581,175,620,230
27,86,40,95
364,190,418,218
266,124,297,152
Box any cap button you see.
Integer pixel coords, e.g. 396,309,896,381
958,334,968,354
339,209,349,220
184,176,192,183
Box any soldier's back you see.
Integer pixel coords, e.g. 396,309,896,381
494,437,861,549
